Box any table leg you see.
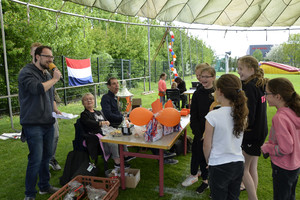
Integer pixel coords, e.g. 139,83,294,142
119,144,125,190
159,149,164,196
184,128,187,156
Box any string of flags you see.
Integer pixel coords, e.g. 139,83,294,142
168,30,178,81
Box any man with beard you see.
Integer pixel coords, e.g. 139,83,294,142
19,46,61,200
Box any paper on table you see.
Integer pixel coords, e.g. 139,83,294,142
0,132,21,140
52,112,79,119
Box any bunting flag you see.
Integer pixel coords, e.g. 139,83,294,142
65,57,93,86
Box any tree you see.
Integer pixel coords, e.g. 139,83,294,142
282,34,300,67
252,49,263,61
265,44,289,63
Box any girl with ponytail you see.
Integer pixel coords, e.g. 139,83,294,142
203,74,248,199
237,55,268,200
261,77,300,200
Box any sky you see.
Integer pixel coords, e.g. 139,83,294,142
174,23,300,58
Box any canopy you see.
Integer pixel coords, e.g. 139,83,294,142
65,0,300,27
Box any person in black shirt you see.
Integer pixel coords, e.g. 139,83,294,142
175,77,187,108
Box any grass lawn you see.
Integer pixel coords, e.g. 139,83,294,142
0,73,299,199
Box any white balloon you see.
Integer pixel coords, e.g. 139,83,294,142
173,69,177,74
168,45,172,49
170,31,174,36
173,58,176,61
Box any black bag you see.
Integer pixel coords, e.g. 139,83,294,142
59,150,98,186
170,135,193,155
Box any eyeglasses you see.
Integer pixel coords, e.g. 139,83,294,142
264,92,273,96
83,98,94,102
200,76,213,79
40,54,54,60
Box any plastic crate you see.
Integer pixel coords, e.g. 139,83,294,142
48,175,119,200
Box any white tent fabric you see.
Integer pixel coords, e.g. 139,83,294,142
65,0,300,27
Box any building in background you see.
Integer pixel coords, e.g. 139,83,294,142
247,45,273,57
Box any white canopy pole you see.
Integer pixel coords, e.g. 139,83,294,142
0,0,18,131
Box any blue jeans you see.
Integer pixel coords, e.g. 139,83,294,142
23,125,54,198
272,162,300,200
160,95,165,105
209,161,244,200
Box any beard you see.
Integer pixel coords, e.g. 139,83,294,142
40,62,49,70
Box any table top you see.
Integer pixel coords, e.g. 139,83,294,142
183,89,196,95
101,115,190,150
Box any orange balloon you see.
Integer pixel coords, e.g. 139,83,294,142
171,67,174,71
173,55,176,59
129,107,153,126
156,108,181,127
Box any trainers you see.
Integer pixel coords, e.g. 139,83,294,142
164,158,178,165
196,182,209,194
182,175,198,187
114,162,131,169
49,159,61,171
163,151,176,159
124,156,136,162
24,197,35,200
197,170,201,177
39,186,60,195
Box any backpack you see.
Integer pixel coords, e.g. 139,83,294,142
59,150,98,186
170,135,193,155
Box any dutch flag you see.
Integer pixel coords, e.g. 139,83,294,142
66,57,93,86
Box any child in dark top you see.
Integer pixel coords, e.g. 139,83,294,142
261,78,300,200
237,55,268,200
182,65,216,195
175,77,187,108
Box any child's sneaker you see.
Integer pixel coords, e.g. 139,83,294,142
182,175,198,187
196,182,209,194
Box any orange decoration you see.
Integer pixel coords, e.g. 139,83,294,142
151,99,163,114
164,100,173,108
156,108,181,127
129,107,153,126
173,55,176,59
171,67,174,71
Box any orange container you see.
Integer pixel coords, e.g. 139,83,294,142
181,108,190,115
180,110,188,116
48,176,119,200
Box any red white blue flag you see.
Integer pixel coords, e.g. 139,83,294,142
65,57,93,86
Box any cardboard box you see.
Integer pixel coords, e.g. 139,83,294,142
107,168,140,188
132,98,142,109
125,168,140,188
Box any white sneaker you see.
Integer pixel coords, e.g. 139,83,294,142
182,175,198,187
197,170,201,177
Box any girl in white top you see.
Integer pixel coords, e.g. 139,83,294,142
203,74,249,200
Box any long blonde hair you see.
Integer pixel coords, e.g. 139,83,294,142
238,55,268,87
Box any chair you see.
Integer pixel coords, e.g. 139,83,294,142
166,89,181,109
73,118,108,171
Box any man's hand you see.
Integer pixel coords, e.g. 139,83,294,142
53,68,62,82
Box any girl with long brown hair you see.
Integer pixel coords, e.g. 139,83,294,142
261,78,300,200
203,74,248,199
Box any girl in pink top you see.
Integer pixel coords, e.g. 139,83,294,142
158,72,167,105
261,77,300,200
